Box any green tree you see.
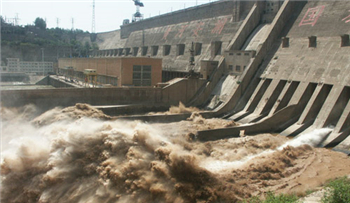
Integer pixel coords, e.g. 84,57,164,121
82,41,91,57
0,16,5,24
92,42,99,51
34,17,46,30
84,41,91,51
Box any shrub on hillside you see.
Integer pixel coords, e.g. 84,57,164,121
322,176,350,203
242,192,298,203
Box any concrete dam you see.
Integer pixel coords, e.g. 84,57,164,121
3,1,350,202
2,0,350,154
1,1,350,151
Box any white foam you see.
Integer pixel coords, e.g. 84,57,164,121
278,128,332,150
201,149,274,173
202,128,333,173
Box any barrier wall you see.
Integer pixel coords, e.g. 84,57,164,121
120,1,247,38
1,78,205,111
1,88,162,111
213,0,299,116
162,78,206,105
36,76,76,88
204,0,350,152
226,1,264,51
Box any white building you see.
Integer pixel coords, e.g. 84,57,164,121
6,58,53,75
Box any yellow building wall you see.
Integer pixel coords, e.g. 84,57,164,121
121,57,162,86
58,57,162,86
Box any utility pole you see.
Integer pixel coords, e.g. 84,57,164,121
41,48,45,75
92,0,96,33
14,13,20,26
71,18,74,30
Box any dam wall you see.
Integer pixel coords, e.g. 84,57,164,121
217,0,299,115
119,0,254,39
1,87,162,111
226,1,265,51
162,78,206,105
1,77,205,111
90,15,244,72
5,0,350,152
79,0,256,74
252,0,350,130
201,0,350,152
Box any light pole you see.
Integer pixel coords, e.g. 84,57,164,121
41,48,45,75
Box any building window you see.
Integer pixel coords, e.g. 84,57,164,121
236,65,241,72
163,45,171,56
341,34,349,47
195,43,202,55
142,46,148,56
237,53,241,56
244,53,249,56
229,53,234,56
118,48,124,56
229,65,233,71
282,37,290,48
133,65,152,86
308,36,317,48
125,48,131,56
151,46,159,56
177,44,185,56
133,47,139,56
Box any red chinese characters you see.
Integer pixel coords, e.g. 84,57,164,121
211,18,228,35
175,25,189,38
299,5,325,27
342,10,350,23
192,22,205,37
162,26,172,41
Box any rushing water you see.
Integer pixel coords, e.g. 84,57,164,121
0,104,341,203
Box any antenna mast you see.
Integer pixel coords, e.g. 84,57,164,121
14,13,19,26
92,0,96,33
132,0,144,22
72,18,74,30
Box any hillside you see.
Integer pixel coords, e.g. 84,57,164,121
0,17,98,65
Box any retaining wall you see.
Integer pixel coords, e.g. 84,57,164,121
1,78,205,111
1,87,162,111
120,1,248,39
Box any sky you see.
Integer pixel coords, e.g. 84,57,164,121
1,0,218,33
